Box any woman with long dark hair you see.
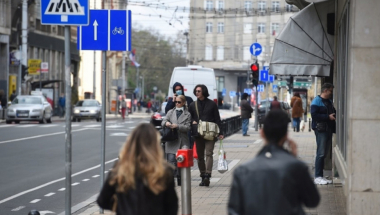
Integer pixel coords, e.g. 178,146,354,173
97,123,178,215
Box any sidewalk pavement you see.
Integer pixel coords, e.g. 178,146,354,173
75,118,346,215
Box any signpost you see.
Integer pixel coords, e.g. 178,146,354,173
250,43,262,56
259,70,269,82
269,75,275,83
273,84,278,93
27,59,42,75
277,81,287,87
294,82,311,88
40,1,90,214
244,88,252,95
257,85,264,92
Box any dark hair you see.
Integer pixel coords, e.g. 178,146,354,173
193,84,209,98
294,92,300,98
241,93,249,100
273,96,277,100
263,110,289,144
321,83,334,93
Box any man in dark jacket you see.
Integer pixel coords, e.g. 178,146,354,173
311,83,336,185
269,96,281,110
240,93,253,136
188,84,223,187
9,90,17,102
228,110,320,215
165,82,193,113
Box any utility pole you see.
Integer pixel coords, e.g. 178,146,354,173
121,0,128,98
21,0,28,95
93,52,96,99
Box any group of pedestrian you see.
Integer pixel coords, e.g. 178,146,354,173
96,82,336,215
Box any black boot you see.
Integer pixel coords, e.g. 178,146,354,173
199,173,206,186
203,173,211,187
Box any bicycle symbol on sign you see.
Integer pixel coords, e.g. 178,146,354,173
112,27,124,35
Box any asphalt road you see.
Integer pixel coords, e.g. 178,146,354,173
0,117,150,215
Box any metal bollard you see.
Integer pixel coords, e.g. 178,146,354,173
28,210,40,215
176,145,194,215
309,118,312,132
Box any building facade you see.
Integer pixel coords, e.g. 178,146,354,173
189,0,299,104
0,0,11,100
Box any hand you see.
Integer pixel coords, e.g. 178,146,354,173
218,135,224,140
329,113,336,121
172,94,177,101
165,122,171,127
171,124,178,129
286,138,298,157
192,121,197,124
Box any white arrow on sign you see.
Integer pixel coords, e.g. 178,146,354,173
254,47,261,54
93,20,98,41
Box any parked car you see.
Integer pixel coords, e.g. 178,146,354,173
72,99,102,122
6,95,53,124
257,100,291,127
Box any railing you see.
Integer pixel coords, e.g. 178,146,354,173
221,115,242,138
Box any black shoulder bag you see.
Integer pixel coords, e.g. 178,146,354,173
161,110,179,142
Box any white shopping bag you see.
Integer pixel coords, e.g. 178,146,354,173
217,140,228,173
300,120,305,131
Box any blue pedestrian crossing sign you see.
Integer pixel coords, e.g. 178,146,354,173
260,70,269,82
229,91,236,97
257,85,264,92
269,75,275,83
77,10,132,51
272,85,278,92
250,43,262,56
41,0,89,25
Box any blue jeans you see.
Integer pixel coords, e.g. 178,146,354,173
293,118,301,131
242,118,249,135
314,130,332,177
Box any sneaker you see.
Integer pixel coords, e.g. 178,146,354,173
323,177,332,184
314,177,328,185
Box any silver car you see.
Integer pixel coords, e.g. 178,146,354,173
6,95,53,124
72,99,102,122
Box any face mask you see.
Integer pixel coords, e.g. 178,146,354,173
176,90,183,95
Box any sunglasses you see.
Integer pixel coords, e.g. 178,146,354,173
175,101,182,104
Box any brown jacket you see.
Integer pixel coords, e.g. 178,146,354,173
291,96,304,118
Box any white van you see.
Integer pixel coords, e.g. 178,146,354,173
167,65,218,103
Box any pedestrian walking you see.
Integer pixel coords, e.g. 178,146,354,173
311,83,336,185
119,96,127,120
97,123,178,215
228,110,320,215
58,93,65,118
0,90,7,108
240,93,253,136
188,84,223,187
291,92,304,132
165,82,194,114
161,95,191,186
269,96,281,110
9,90,17,102
147,100,152,113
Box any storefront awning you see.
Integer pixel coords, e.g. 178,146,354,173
270,0,335,77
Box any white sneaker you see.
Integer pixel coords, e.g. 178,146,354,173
323,177,332,184
314,177,328,185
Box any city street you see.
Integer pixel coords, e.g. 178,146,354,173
0,118,150,215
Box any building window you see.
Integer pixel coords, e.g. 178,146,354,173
258,1,266,12
205,0,213,11
215,76,225,92
216,1,224,11
286,4,293,12
58,26,64,36
243,46,250,61
272,1,280,12
217,22,224,33
271,23,280,35
205,46,213,60
217,46,224,60
244,23,252,34
258,23,265,33
206,22,213,33
244,1,252,11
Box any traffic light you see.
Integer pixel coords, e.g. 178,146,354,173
21,65,28,82
250,61,259,86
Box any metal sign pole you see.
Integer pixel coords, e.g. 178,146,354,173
64,26,72,215
265,82,269,114
18,46,22,95
255,85,258,131
40,62,42,91
100,51,106,214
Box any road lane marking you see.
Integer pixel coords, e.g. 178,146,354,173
104,171,108,174
0,157,118,204
0,125,14,128
19,125,37,128
44,192,55,197
254,139,263,144
40,125,58,128
84,125,101,128
30,199,41,203
227,159,240,171
82,179,90,182
92,175,100,178
110,133,128,136
71,182,80,186
128,126,135,129
0,128,88,145
11,206,25,211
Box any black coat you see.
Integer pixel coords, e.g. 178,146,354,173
240,99,253,119
228,144,320,215
97,167,178,215
188,98,222,135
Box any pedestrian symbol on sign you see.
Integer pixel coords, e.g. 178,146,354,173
44,0,85,15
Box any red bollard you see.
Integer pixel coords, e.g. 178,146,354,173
176,146,193,215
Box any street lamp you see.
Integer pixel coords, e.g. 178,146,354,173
139,76,144,99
